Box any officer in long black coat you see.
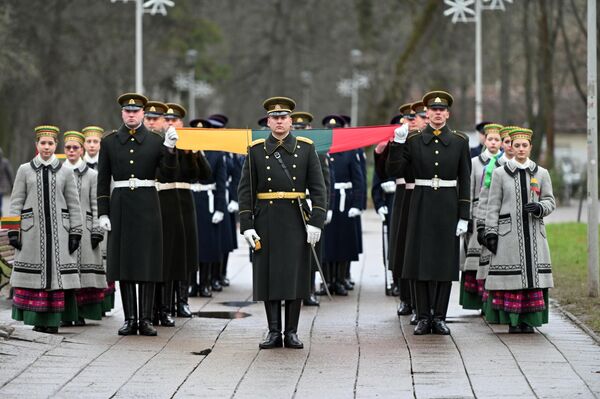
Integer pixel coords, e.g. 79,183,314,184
97,93,178,336
386,91,471,336
238,97,326,350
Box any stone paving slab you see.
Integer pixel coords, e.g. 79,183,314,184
1,214,600,399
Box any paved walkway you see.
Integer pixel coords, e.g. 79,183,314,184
1,214,599,398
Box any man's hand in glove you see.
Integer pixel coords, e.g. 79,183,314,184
98,215,111,232
377,206,388,222
306,225,321,246
325,210,333,224
212,211,224,224
243,229,260,248
348,208,361,218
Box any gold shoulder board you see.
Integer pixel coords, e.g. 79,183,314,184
297,136,314,145
250,138,265,147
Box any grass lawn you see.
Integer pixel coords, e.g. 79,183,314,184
547,223,600,335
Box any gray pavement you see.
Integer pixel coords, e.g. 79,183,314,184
1,213,600,398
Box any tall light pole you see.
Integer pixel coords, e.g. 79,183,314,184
110,0,174,93
186,49,198,120
443,0,512,125
300,71,313,111
350,49,362,127
587,0,599,297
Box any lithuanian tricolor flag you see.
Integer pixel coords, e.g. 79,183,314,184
0,216,20,231
176,125,397,155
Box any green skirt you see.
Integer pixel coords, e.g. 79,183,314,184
459,273,482,310
79,302,104,321
12,290,79,328
483,289,549,327
102,292,115,313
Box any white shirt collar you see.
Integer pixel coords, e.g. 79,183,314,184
36,154,56,166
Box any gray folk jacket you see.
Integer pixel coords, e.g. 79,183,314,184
484,159,555,290
9,156,83,290
71,161,106,289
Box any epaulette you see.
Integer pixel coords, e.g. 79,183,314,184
407,130,421,140
250,138,265,147
296,136,314,145
452,130,469,141
103,129,117,138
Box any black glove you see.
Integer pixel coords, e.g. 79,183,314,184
477,227,486,247
91,233,104,249
523,202,543,218
8,231,21,250
486,234,498,255
68,234,81,254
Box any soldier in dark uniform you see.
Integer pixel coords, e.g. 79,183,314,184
238,97,326,349
290,111,330,307
322,115,363,296
471,121,491,158
97,93,178,336
386,91,471,335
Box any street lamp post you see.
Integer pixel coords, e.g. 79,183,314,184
337,50,369,127
443,0,512,125
186,49,198,120
110,0,175,93
300,71,313,111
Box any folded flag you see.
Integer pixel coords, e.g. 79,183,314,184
176,125,397,155
0,216,20,231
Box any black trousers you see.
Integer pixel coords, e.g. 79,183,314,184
414,280,452,321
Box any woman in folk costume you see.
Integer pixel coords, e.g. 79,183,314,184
460,123,503,310
62,131,106,326
82,125,115,315
8,126,83,334
483,127,555,333
475,126,518,300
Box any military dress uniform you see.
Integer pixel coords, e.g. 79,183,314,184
238,97,326,349
97,93,177,336
386,91,471,335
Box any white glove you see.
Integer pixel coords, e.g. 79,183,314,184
377,206,388,222
456,219,469,236
393,124,409,143
227,200,239,213
212,210,224,224
306,225,321,246
348,207,362,218
99,215,111,232
380,181,397,193
163,126,179,148
243,229,260,248
325,210,333,224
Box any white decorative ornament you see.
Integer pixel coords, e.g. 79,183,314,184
142,0,174,16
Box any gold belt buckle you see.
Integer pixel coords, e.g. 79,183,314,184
277,191,284,199
431,177,440,190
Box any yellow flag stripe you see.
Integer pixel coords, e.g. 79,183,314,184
176,128,252,154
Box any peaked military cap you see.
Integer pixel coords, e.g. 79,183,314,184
82,126,104,138
118,93,148,110
411,101,427,115
398,103,413,117
508,127,533,142
189,118,212,128
207,114,228,128
422,90,454,109
257,116,268,128
35,125,60,140
322,115,345,128
263,96,296,116
291,111,314,128
144,101,168,117
165,102,186,120
390,114,403,125
483,123,503,136
340,114,351,127
63,130,85,145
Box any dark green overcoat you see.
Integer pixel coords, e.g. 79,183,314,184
238,133,326,301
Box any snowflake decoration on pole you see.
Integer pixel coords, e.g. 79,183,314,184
443,0,476,23
482,0,513,11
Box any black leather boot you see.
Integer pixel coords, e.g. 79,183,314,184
118,282,138,336
189,270,199,297
303,271,320,306
432,281,452,335
334,263,348,296
283,299,303,349
397,301,412,316
220,253,230,287
259,301,283,349
138,283,158,336
343,262,354,290
414,281,432,335
160,282,175,327
177,280,193,317
211,262,223,292
199,263,212,297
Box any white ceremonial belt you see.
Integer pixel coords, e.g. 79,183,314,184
334,182,353,212
191,183,217,213
395,178,406,185
414,178,457,189
405,183,416,190
156,182,192,191
113,178,156,190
